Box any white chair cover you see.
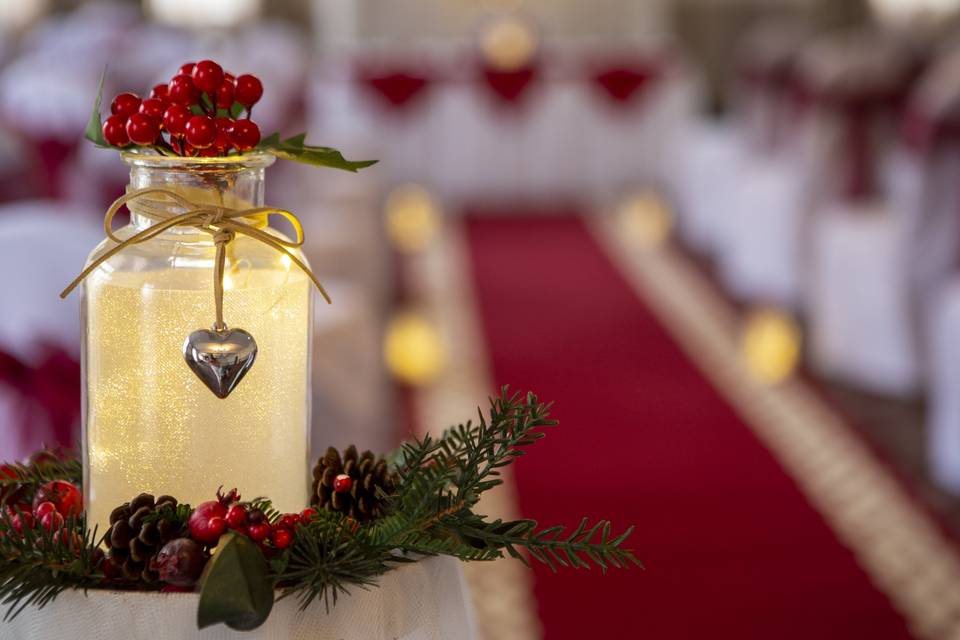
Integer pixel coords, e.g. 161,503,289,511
930,279,960,492
6,555,477,640
808,200,920,396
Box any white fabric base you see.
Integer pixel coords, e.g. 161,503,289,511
717,152,806,307
809,201,920,396
3,556,476,640
930,280,960,493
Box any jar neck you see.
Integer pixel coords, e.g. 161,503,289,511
125,161,269,235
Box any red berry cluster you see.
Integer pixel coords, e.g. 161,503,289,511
187,487,314,554
102,60,263,157
1,479,82,545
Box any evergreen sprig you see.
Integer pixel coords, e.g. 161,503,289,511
0,457,82,495
273,387,641,613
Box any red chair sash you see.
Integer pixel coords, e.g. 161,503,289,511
357,68,431,112
481,64,538,108
0,344,80,449
591,64,658,106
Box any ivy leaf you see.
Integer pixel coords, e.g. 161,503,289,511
230,101,245,118
84,69,108,147
197,532,274,631
256,132,377,172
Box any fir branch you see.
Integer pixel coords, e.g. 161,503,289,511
0,458,82,493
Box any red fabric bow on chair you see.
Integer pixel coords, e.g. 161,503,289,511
591,63,658,106
357,66,432,113
0,344,80,450
481,63,539,108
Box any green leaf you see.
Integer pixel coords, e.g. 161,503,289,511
256,132,377,172
197,533,274,631
230,101,245,118
189,104,206,116
84,69,108,147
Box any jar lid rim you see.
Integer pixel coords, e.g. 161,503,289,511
121,150,275,169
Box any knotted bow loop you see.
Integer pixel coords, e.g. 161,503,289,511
61,187,330,326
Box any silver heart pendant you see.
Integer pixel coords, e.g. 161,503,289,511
182,326,258,399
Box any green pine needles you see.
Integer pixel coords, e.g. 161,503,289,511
0,388,641,631
273,388,641,617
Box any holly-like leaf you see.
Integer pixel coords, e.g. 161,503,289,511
197,532,274,631
84,69,108,147
257,132,377,172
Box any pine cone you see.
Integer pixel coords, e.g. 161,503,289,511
104,493,185,582
311,445,397,522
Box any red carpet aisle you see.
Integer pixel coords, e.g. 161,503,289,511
465,215,920,639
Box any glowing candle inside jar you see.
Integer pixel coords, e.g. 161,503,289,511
83,262,310,533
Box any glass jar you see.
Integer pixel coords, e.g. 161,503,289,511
81,152,312,533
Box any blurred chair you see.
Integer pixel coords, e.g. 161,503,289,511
715,22,810,308
0,201,100,459
804,31,924,396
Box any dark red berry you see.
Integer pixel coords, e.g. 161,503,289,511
167,74,198,105
188,500,228,544
39,510,63,532
333,473,353,494
215,79,235,109
152,538,207,587
228,118,260,151
271,527,293,549
139,98,166,121
179,62,196,76
248,523,270,542
110,92,141,118
126,113,160,146
184,115,217,149
103,115,130,147
192,60,224,94
225,504,246,529
10,512,33,535
33,501,57,518
300,508,317,522
150,83,169,100
279,513,301,529
163,103,191,136
33,481,82,518
233,74,263,107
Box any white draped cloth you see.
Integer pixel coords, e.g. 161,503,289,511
5,556,477,640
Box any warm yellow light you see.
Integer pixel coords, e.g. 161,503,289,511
480,16,538,71
742,308,802,384
617,193,673,248
384,312,446,386
384,184,441,254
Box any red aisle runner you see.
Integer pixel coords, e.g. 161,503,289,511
465,216,911,639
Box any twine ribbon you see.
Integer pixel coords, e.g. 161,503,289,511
60,187,330,330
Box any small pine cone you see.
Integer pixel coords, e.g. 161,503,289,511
311,445,397,522
104,493,184,583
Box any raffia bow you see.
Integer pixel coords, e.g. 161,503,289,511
60,187,330,330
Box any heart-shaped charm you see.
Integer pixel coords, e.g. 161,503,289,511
183,326,258,399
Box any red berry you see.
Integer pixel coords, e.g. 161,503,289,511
192,60,224,94
185,115,217,148
188,500,228,544
103,115,130,147
213,117,234,153
139,98,166,121
333,473,353,494
110,92,141,118
33,481,82,518
126,113,160,145
40,510,64,532
10,512,33,535
52,528,83,552
225,504,247,529
167,74,198,105
300,508,317,522
279,513,301,529
215,79,235,109
163,103,191,136
33,501,57,518
248,523,270,542
233,74,263,107
179,62,196,76
228,118,260,151
150,83,169,100
271,527,293,549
